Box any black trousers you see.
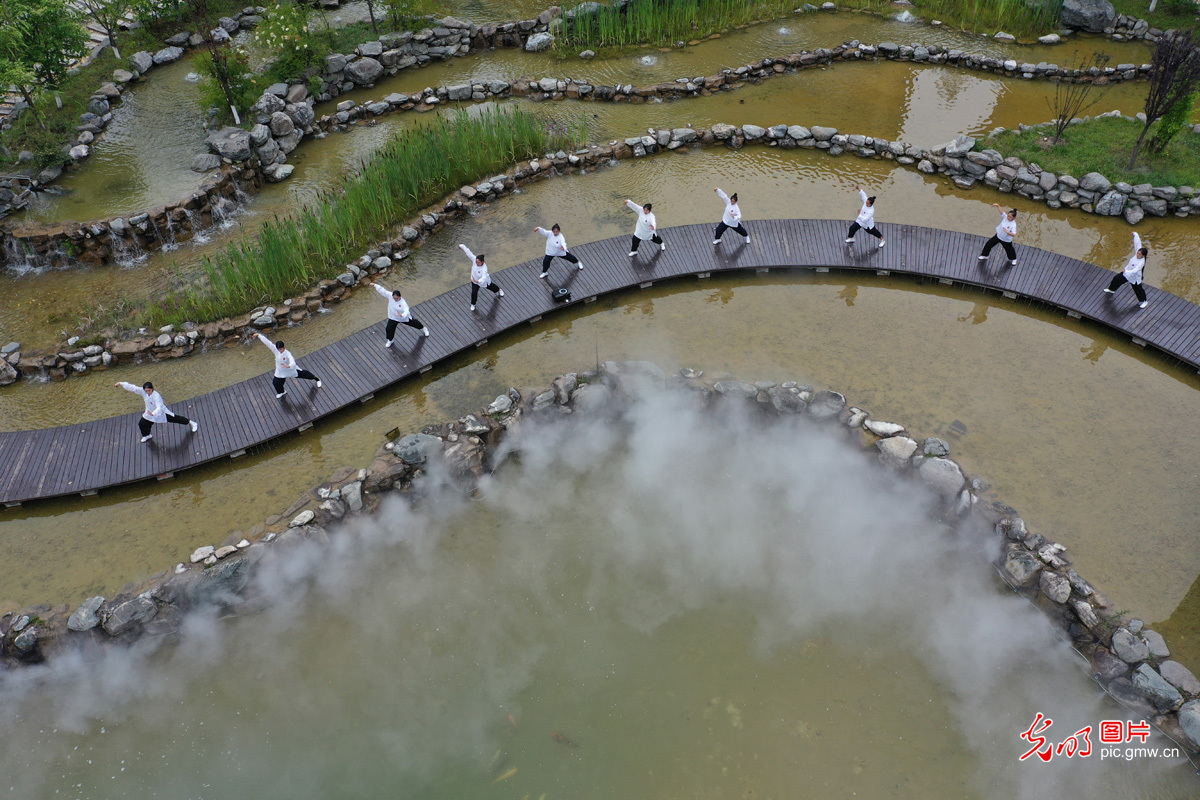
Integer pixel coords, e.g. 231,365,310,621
714,222,748,240
630,234,664,252
541,253,580,272
847,221,882,240
1107,273,1147,302
981,235,1017,261
470,282,501,304
138,414,190,436
273,369,319,394
385,317,425,341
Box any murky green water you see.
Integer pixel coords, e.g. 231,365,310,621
0,405,1194,798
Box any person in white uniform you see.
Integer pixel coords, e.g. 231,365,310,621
978,204,1018,266
459,244,504,311
255,333,322,398
534,224,583,278
712,188,749,245
624,199,665,257
116,381,198,442
1103,232,1149,309
368,281,430,345
845,185,885,248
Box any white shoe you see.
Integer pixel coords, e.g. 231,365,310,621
470,304,476,311
1009,260,1017,267
423,327,430,337
577,262,584,270
660,242,666,251
539,272,548,279
1103,288,1115,294
498,289,504,296
385,339,393,347
189,420,198,432
276,391,286,399
140,434,153,443
878,240,886,248
316,380,322,388
978,255,987,261
712,239,721,245
1139,301,1149,309
628,251,637,257
744,236,751,244
845,237,854,243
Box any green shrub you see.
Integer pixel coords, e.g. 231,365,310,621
555,0,799,52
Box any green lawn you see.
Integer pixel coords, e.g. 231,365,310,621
984,115,1200,186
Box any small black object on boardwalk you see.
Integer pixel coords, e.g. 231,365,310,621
1,220,1197,507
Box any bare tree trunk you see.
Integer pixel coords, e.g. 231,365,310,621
19,86,47,130
1128,120,1153,169
366,0,378,33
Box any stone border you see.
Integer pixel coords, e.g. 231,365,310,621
6,111,1197,389
2,359,1198,758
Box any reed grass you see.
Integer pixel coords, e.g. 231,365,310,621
849,0,1064,40
555,0,799,52
146,109,585,328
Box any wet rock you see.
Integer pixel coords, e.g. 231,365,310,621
206,127,252,161
1159,660,1200,695
269,110,294,137
552,374,577,404
1039,570,1071,603
767,386,806,414
263,163,295,183
289,510,315,527
67,596,106,631
922,437,950,456
1112,628,1150,663
876,436,918,468
152,46,184,64
806,390,845,419
1095,190,1126,216
714,380,757,399
1142,629,1170,658
525,32,554,52
1004,549,1042,587
69,144,90,160
395,433,442,466
342,481,363,512
1123,204,1144,225
188,557,249,608
1079,172,1111,193
918,457,965,502
863,419,904,436
810,126,837,141
1094,647,1130,681
401,225,420,241
942,134,976,157
571,382,612,413
102,597,157,636
191,153,221,172
285,102,314,129
130,51,154,73
1132,664,1183,710
0,361,17,386
487,394,513,415
1180,700,1200,748
1108,676,1157,716
190,545,215,562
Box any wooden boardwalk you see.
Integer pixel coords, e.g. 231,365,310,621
1,219,1197,507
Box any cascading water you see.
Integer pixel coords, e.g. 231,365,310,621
896,9,918,22
2,235,67,274
107,230,146,268
151,216,179,253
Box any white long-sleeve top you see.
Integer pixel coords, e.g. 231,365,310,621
1123,232,1145,284
535,227,568,256
855,189,876,228
256,333,298,378
119,381,172,423
460,244,491,287
716,188,742,226
373,283,413,322
625,200,657,240
995,212,1017,242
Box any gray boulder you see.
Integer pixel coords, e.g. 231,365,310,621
876,436,918,468
1180,700,1200,748
102,597,157,636
1111,628,1150,663
571,382,612,413
1131,664,1183,710
251,92,286,121
1158,660,1200,695
525,32,554,52
269,110,294,137
918,457,965,502
943,134,976,157
806,390,845,419
130,51,154,74
263,163,295,182
1079,171,1111,193
249,123,270,146
1095,189,1126,216
285,102,314,128
152,46,184,65
395,433,442,466
741,124,766,140
1003,549,1042,587
67,596,106,631
188,557,249,608
1094,647,1130,681
191,153,222,172
342,481,363,512
205,127,252,161
1039,570,1071,603
1061,0,1115,32
767,386,806,414
487,394,513,415
714,380,758,399
346,57,384,85
810,126,837,141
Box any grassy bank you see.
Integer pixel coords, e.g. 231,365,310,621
984,116,1200,187
554,0,799,52
0,52,120,171
1110,0,1199,35
136,109,584,328
849,0,1064,39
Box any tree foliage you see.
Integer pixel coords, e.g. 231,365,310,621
76,0,130,58
0,0,89,126
1130,29,1200,169
1045,52,1111,145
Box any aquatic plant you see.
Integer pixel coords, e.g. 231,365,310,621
153,109,586,327
555,0,800,52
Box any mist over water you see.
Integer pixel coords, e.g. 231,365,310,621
0,388,1193,798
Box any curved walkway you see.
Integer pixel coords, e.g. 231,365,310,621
1,219,1197,507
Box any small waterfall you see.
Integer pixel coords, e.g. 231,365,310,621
108,230,146,268
2,235,66,274
151,216,179,253
896,9,918,22
184,207,210,244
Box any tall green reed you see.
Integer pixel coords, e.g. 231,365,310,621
556,0,799,52
148,109,584,328
849,0,1064,39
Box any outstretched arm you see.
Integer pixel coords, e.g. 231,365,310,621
371,283,391,299
624,199,640,214
857,187,869,206
117,381,140,394
255,332,274,351
534,227,552,239
459,243,477,263
1132,232,1142,253
715,188,729,203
